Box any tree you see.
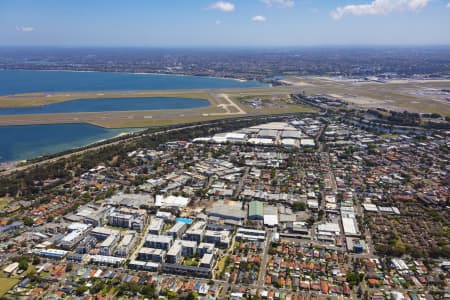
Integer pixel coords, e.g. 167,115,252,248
346,271,359,287
32,256,40,265
187,292,199,300
18,258,29,271
292,201,306,212
23,217,34,227
141,285,155,298
75,285,89,296
66,262,73,272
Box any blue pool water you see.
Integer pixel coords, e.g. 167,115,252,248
176,218,193,225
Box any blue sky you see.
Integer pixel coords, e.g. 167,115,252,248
1,0,450,47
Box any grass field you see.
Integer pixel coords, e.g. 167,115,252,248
0,277,19,296
282,77,450,116
228,90,318,115
214,255,229,278
0,197,10,210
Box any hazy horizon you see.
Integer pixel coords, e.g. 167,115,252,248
1,0,450,47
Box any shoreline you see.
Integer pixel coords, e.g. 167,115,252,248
0,126,145,166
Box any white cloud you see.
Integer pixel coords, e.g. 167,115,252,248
208,1,235,12
447,2,450,8
331,0,430,20
16,26,35,32
252,15,267,22
261,0,295,7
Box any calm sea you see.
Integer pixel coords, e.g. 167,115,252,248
0,70,263,162
0,70,262,95
0,123,138,163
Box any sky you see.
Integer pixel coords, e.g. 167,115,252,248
1,0,450,47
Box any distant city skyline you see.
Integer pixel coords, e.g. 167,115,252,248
1,0,450,47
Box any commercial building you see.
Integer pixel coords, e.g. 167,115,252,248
281,138,299,147
258,129,279,140
300,139,316,147
342,217,359,237
206,200,245,225
155,195,189,209
290,222,310,236
106,193,152,209
39,249,68,259
263,205,279,227
236,228,266,241
248,201,264,221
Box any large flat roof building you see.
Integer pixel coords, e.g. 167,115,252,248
263,205,278,227
206,200,245,224
248,201,264,220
